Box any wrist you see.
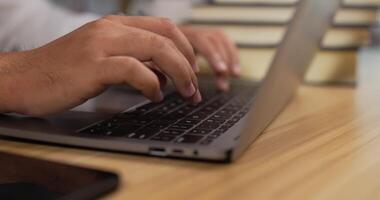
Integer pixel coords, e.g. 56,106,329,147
0,53,17,113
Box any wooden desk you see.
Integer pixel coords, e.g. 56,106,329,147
1,84,380,200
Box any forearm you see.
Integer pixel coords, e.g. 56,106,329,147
0,53,12,113
0,51,30,113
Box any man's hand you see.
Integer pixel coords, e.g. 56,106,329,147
0,16,202,116
180,26,241,91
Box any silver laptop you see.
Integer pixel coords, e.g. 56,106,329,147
0,0,340,162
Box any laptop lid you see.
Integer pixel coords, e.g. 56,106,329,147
232,0,342,160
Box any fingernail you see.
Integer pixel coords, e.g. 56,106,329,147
185,83,197,98
217,78,230,91
192,90,202,104
217,61,228,72
154,91,164,102
193,63,200,73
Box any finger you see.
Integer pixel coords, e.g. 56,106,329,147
192,35,228,76
103,15,198,71
101,25,199,101
208,35,230,72
186,65,202,104
206,36,232,91
190,35,230,90
216,31,241,76
149,67,168,88
99,56,164,102
216,76,230,92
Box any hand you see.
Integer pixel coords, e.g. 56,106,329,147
180,26,240,91
0,16,202,116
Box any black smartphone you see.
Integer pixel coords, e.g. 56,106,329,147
0,151,119,200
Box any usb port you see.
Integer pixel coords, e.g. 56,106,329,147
149,147,167,157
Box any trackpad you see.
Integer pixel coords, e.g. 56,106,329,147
72,86,147,114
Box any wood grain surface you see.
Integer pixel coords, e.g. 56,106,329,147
2,83,380,200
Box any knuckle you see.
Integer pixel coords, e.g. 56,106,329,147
158,17,177,32
150,34,174,50
89,18,111,30
102,15,119,22
162,20,180,37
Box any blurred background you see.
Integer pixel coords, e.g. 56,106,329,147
46,0,380,85
2,0,379,85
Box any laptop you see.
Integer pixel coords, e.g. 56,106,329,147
0,0,340,162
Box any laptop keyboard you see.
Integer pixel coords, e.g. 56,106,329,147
78,85,257,145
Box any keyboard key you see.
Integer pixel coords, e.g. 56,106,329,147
144,123,168,130
188,129,212,135
161,129,185,136
178,119,201,125
131,128,160,140
205,118,225,124
155,119,176,125
77,86,256,141
165,106,195,119
229,117,241,124
208,133,221,139
117,111,141,119
175,135,204,144
151,134,177,142
134,119,153,125
186,113,204,120
170,124,193,130
217,126,230,133
136,103,160,113
79,127,105,135
145,110,167,118
210,114,227,120
113,124,141,134
197,123,220,130
101,120,121,129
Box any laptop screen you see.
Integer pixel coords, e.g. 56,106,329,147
234,0,342,159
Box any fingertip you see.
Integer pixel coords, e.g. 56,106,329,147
152,90,164,102
216,77,230,92
232,64,241,76
193,63,200,73
184,83,197,98
192,90,202,104
215,61,228,74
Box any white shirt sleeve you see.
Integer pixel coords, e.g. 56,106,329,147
0,0,99,51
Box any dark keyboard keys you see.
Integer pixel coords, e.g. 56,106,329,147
79,126,105,135
144,123,167,130
112,124,141,137
170,124,193,130
155,119,176,125
78,86,257,145
188,129,212,135
197,122,220,130
177,119,201,125
129,128,160,140
151,134,177,142
161,129,185,136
